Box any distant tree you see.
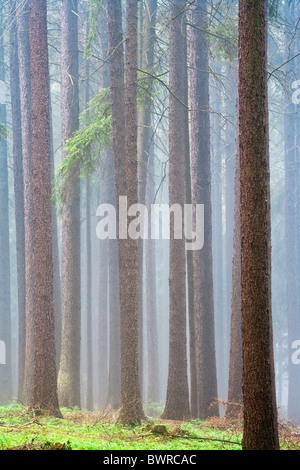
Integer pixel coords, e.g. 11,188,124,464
28,0,61,417
238,0,279,450
9,0,26,402
0,2,12,403
226,105,242,418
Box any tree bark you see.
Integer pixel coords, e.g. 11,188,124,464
9,0,26,403
189,0,219,420
162,0,190,421
238,0,279,450
0,2,12,403
118,0,144,424
28,0,61,417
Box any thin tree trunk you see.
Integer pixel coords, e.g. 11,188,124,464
137,0,157,402
189,0,219,420
145,148,160,404
0,2,12,403
106,150,121,410
98,201,108,410
211,65,225,403
226,104,242,418
239,0,279,450
85,176,93,410
225,62,237,391
9,0,26,403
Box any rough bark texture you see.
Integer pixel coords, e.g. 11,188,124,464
9,0,26,402
107,0,127,413
162,0,190,421
16,0,35,405
58,0,81,408
189,0,219,420
0,3,12,403
118,0,144,424
238,0,279,450
107,0,143,423
29,0,61,417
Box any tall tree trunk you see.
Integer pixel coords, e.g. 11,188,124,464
137,0,158,402
106,150,121,410
189,0,219,420
118,0,144,424
225,62,237,391
0,2,12,403
239,0,279,450
145,148,160,404
84,35,93,411
107,0,143,423
85,176,93,410
58,0,81,408
211,65,225,403
9,0,26,403
162,0,190,421
28,0,61,417
107,0,127,412
183,11,197,418
98,195,108,410
16,0,35,405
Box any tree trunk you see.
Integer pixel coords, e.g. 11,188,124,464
162,0,190,421
238,0,279,450
189,0,219,420
28,0,61,417
137,0,157,402
145,148,160,404
9,0,26,403
58,0,81,408
106,150,121,410
0,2,12,403
16,0,35,405
118,0,144,424
226,104,242,418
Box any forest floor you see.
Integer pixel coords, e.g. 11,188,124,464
0,403,299,450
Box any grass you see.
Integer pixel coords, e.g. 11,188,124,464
0,402,298,450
